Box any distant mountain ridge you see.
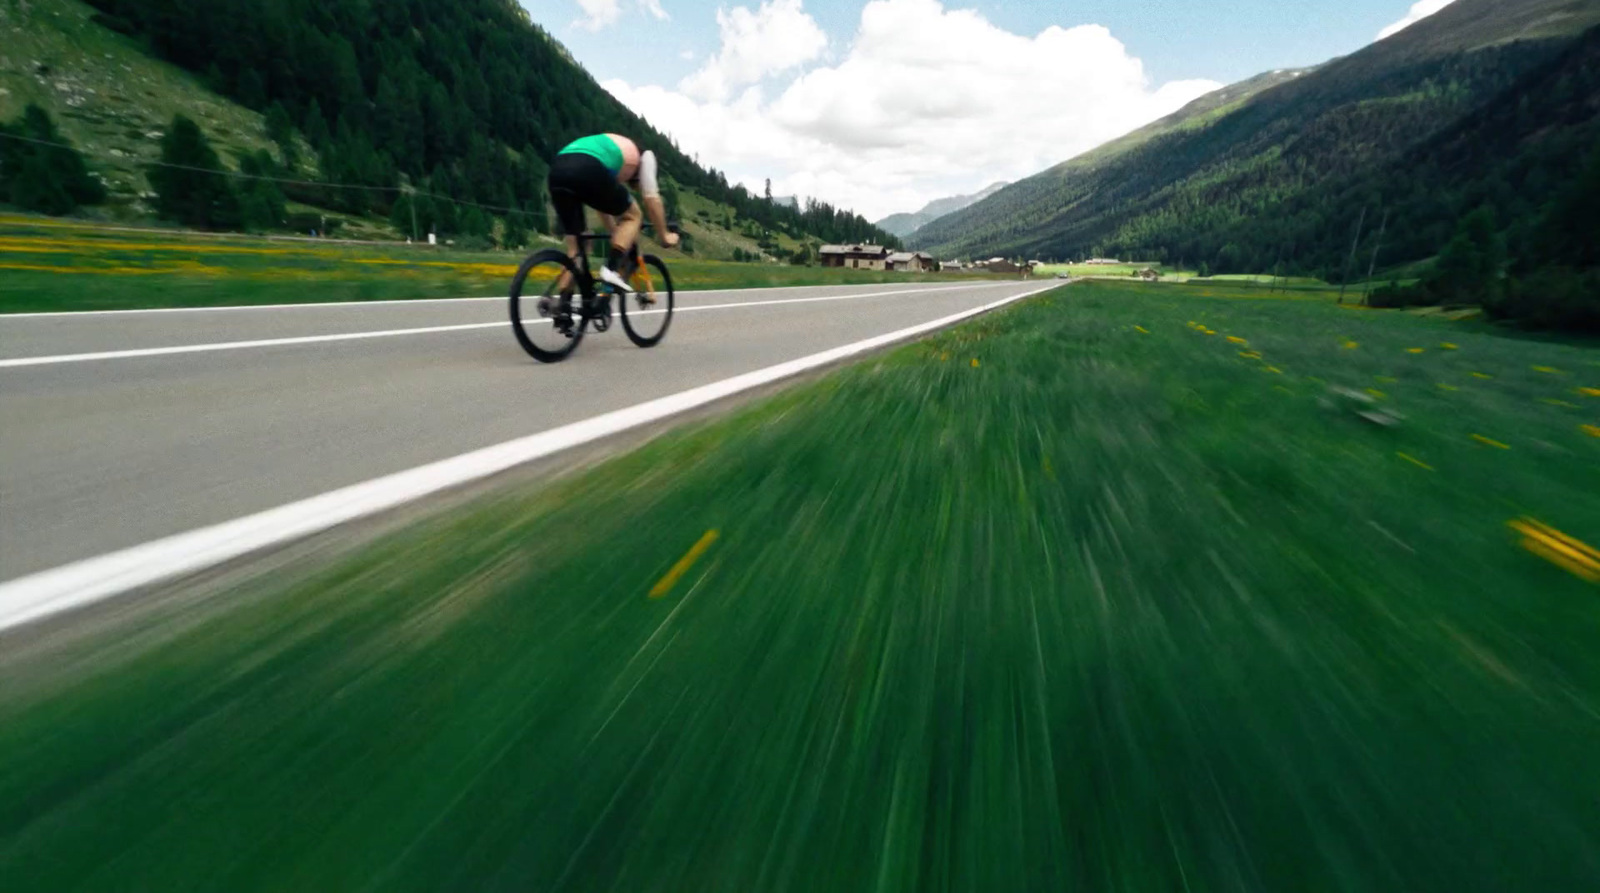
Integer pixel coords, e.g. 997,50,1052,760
876,182,1009,238
910,0,1600,279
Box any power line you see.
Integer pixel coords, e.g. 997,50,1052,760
0,130,537,218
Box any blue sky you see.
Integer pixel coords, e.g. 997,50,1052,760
521,0,1456,220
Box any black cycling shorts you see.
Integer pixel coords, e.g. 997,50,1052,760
547,152,634,236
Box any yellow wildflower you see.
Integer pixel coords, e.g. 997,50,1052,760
1264,366,1283,374
1471,372,1493,380
1583,425,1600,439
1533,366,1563,375
1507,518,1600,583
1471,434,1511,450
1238,350,1262,359
1437,383,1459,392
1342,340,1359,349
1397,452,1434,471
1577,387,1600,397
1134,325,1150,334
1440,343,1459,350
1227,336,1249,345
1366,388,1387,399
1407,348,1426,354
971,358,980,368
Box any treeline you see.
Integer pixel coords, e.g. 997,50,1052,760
1368,146,1600,331
83,0,894,246
0,105,105,215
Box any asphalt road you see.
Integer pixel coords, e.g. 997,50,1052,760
1,280,1044,582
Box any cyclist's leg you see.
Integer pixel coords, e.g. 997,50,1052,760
586,174,638,284
609,202,643,264
545,159,591,294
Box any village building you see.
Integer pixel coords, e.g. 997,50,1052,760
887,251,937,272
819,244,891,270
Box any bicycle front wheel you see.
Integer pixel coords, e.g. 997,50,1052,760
510,249,587,363
619,254,675,348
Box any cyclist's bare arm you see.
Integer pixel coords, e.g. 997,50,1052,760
636,152,679,248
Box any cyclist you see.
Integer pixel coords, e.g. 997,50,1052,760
547,133,678,294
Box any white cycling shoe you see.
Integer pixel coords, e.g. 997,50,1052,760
597,264,632,293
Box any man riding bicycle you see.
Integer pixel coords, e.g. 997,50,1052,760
547,133,679,294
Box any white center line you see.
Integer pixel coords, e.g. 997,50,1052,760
0,282,1021,369
0,284,1057,631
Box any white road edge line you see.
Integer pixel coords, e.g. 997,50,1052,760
0,282,1022,369
0,280,1001,319
0,284,1058,633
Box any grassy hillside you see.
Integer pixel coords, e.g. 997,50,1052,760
0,0,295,216
913,0,1600,277
0,0,866,260
59,0,895,249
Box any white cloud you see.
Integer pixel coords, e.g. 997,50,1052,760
605,0,1220,221
574,0,667,32
680,49,696,61
1377,0,1457,40
680,0,829,102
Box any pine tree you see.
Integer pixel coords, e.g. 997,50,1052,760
502,212,528,249
236,150,287,232
1427,206,1501,303
148,114,238,229
264,102,299,171
0,104,105,215
303,98,331,150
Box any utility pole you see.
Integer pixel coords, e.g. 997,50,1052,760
1361,210,1390,305
402,183,419,243
1338,206,1367,304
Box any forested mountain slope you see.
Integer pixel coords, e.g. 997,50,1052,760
11,0,896,247
913,0,1600,278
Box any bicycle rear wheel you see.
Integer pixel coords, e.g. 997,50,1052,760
619,254,674,348
510,249,587,363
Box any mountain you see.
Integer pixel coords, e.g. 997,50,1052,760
7,0,898,249
912,0,1600,278
877,182,1009,238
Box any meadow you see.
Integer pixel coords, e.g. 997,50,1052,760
4,281,1597,891
0,215,1002,312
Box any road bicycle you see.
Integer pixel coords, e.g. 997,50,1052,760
509,227,676,363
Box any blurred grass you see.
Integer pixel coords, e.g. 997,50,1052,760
3,282,1600,891
0,216,990,312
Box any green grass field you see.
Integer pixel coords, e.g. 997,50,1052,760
4,282,1599,891
1033,262,1168,278
0,215,990,312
